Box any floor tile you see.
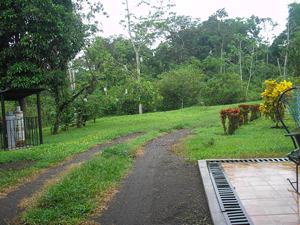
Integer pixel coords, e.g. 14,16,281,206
222,162,299,225
283,197,298,213
243,204,266,216
235,186,257,199
251,215,274,225
270,214,299,225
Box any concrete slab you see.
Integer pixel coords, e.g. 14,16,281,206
198,160,227,225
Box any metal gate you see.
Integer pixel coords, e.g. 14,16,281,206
0,117,39,150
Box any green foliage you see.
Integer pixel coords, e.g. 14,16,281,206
105,78,162,115
157,64,204,110
220,110,227,134
287,3,300,77
86,94,105,123
225,108,241,135
238,104,250,124
0,0,86,89
2,1,298,138
201,72,242,105
260,80,292,127
250,104,261,121
60,104,75,131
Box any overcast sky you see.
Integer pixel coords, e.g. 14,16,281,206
96,0,299,39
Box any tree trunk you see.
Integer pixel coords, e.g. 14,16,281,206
283,54,288,80
20,98,27,118
139,103,143,114
181,89,184,109
220,39,224,74
135,51,141,78
277,58,282,76
181,97,184,109
77,114,83,128
283,11,290,81
266,46,269,65
239,40,243,95
125,0,143,114
246,47,254,101
53,110,62,134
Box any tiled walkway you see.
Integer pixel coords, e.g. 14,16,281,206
223,162,299,225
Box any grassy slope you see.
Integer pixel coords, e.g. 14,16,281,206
0,105,212,191
185,117,292,160
22,132,160,224
0,103,292,192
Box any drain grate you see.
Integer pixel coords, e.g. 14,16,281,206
208,162,254,225
207,158,290,164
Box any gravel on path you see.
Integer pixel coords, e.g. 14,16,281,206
94,129,212,225
0,133,144,225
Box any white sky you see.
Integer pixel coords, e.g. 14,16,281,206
97,0,299,39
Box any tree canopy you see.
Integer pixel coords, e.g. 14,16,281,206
0,0,86,89
2,1,299,133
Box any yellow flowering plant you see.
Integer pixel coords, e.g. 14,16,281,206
260,80,292,127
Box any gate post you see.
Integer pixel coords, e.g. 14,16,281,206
1,94,8,149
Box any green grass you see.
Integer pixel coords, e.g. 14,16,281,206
21,131,160,225
0,102,293,224
184,118,292,161
0,105,216,191
0,102,292,193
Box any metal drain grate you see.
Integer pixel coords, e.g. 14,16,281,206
208,162,254,225
207,158,290,164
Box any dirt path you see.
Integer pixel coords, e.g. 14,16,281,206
0,133,143,225
93,129,212,225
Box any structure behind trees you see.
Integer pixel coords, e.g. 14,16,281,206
0,89,44,150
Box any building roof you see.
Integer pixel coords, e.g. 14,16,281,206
0,89,45,101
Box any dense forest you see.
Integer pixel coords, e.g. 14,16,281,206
0,0,299,133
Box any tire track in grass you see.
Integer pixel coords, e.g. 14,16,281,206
21,131,161,225
0,132,144,225
93,129,212,225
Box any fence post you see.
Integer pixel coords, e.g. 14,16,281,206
1,95,8,149
37,93,43,144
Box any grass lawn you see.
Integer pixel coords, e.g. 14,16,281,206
0,104,219,192
184,117,293,160
21,132,160,224
0,102,293,224
0,103,292,192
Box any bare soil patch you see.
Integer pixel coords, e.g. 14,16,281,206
0,160,36,171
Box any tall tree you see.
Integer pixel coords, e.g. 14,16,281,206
0,0,89,89
286,3,300,77
270,3,300,79
121,0,174,114
0,0,105,134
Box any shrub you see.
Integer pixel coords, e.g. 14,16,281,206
238,114,244,127
220,109,227,135
103,78,162,115
60,105,75,131
250,104,260,121
157,64,204,110
226,108,241,135
201,72,242,106
260,80,292,127
238,104,249,124
220,107,244,135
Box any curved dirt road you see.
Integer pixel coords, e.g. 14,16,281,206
94,130,212,225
